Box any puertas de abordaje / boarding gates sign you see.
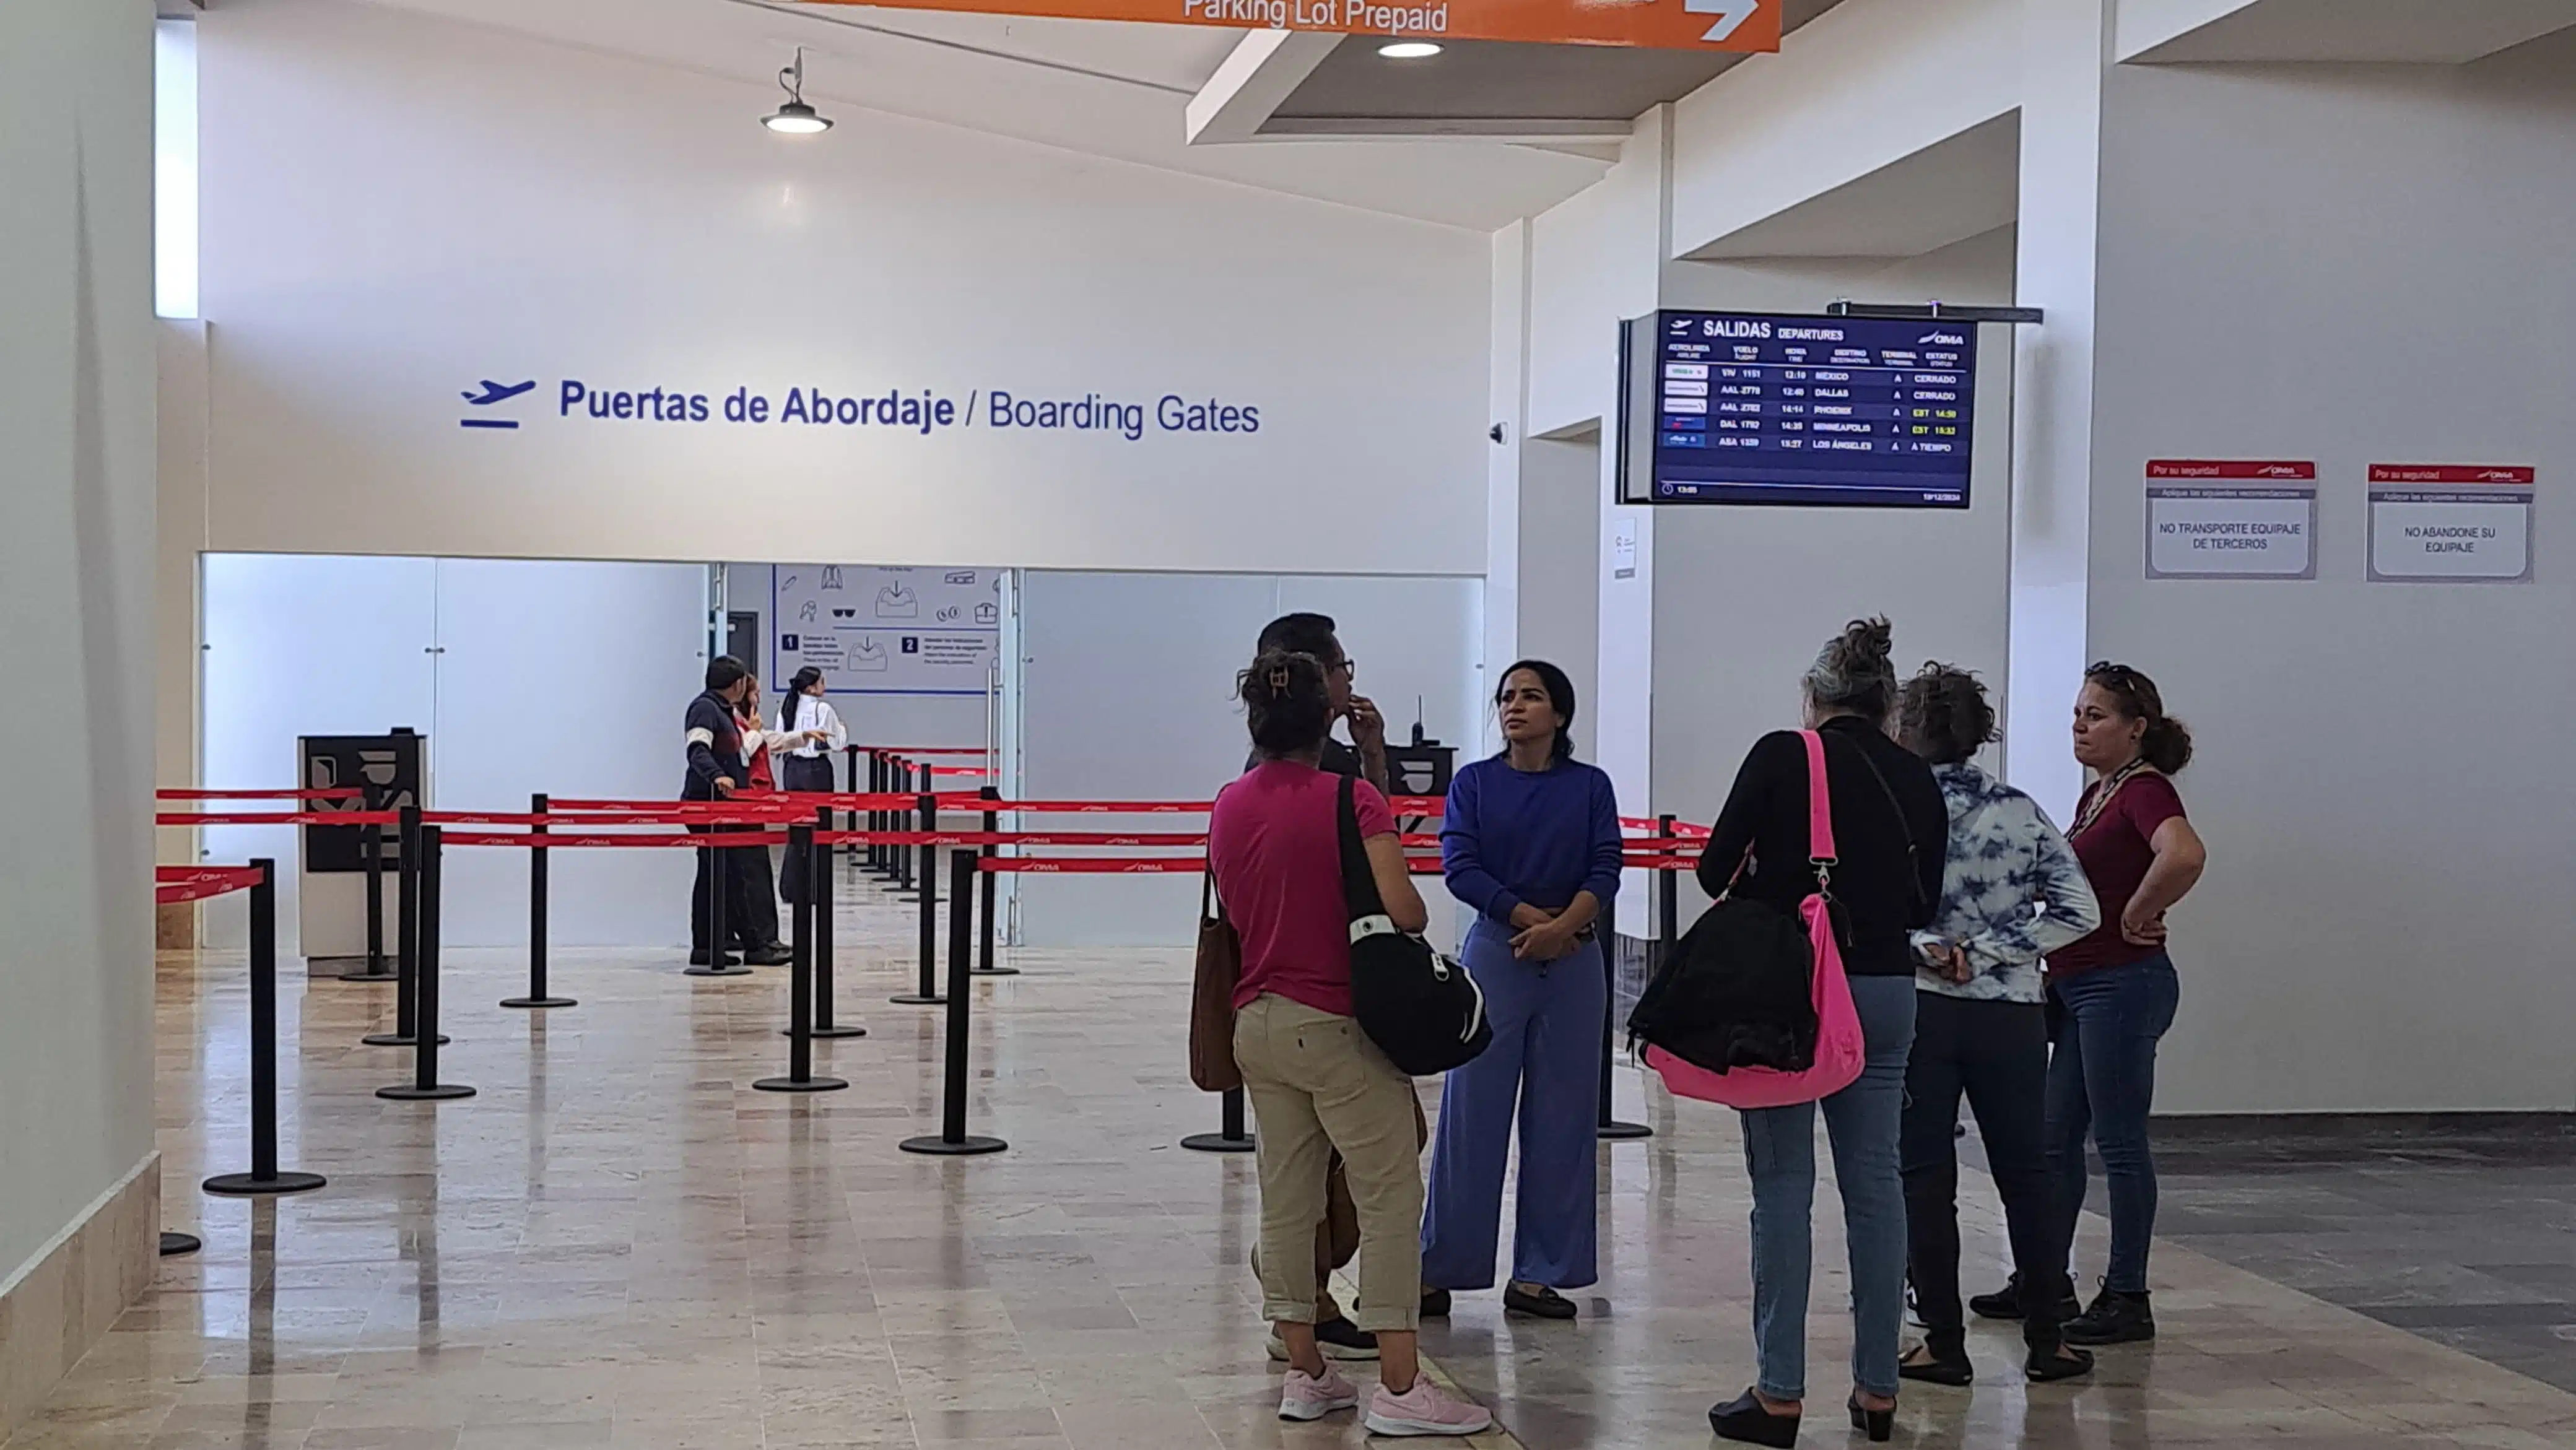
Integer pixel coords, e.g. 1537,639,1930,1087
789,0,1778,49
456,378,1263,441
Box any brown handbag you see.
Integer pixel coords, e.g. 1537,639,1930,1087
1189,869,1244,1092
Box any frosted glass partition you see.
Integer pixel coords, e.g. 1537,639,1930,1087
1014,571,1483,949
429,558,705,948
201,554,437,953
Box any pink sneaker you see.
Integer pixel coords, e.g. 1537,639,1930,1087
1278,1364,1361,1422
1364,1376,1495,1438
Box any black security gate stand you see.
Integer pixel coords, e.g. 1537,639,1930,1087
363,805,445,1046
503,792,576,1009
1598,815,1677,1142
892,794,944,1005
899,849,1006,1156
971,784,1017,976
685,820,754,978
376,828,474,1101
338,797,396,981
793,808,866,1038
206,860,330,1196
757,825,851,1094
1181,1086,1257,1153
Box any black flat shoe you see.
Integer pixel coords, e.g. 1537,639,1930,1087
1848,1394,1894,1443
2025,1344,2096,1383
1897,1340,1972,1386
742,944,793,966
1502,1282,1576,1319
1709,1390,1798,1448
1419,1287,1451,1319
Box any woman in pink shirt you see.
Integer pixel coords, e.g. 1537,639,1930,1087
1210,648,1492,1439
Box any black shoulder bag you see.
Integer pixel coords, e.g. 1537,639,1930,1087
1336,773,1492,1077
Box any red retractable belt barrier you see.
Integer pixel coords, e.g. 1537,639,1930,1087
158,809,400,827
158,788,367,802
155,864,268,905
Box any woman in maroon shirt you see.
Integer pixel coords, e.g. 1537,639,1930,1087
2023,663,2206,1348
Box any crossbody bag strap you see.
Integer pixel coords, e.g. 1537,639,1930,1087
1334,770,1388,927
1799,729,1837,888
1835,732,1930,910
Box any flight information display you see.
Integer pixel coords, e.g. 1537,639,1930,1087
1638,310,1977,508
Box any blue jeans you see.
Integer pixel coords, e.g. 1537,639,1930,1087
1739,973,1917,1401
2044,954,2180,1295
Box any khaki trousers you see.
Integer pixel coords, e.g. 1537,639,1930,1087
1235,993,1424,1333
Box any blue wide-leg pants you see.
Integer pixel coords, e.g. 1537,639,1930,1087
1420,918,1604,1291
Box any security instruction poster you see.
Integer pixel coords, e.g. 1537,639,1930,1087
773,565,1001,695
2144,460,2317,579
2366,466,2534,583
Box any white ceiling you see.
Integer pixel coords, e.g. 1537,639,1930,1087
342,0,1615,228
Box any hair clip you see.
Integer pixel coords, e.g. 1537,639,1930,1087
1267,666,1290,695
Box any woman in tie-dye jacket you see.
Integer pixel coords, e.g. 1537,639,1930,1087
1892,665,2100,1387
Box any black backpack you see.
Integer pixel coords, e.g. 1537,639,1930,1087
1336,773,1492,1077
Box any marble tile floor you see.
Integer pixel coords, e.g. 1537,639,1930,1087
9,874,2575,1449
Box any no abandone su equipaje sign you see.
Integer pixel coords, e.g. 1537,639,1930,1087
2144,460,2317,580
2367,465,2535,583
794,0,1779,50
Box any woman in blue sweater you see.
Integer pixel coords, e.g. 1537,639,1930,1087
1421,660,1625,1320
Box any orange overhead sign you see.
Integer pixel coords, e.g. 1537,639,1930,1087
799,0,1780,51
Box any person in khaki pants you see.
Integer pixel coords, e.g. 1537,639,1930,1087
1210,649,1492,1438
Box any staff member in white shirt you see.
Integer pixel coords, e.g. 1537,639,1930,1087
776,666,847,906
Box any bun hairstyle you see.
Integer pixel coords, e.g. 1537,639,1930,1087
1897,663,1996,766
1804,617,1898,723
1240,648,1334,758
780,666,824,731
1496,659,1578,762
2087,661,2193,773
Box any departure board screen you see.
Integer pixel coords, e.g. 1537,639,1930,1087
1639,311,1976,508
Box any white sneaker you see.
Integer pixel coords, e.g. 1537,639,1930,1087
1278,1364,1361,1422
1364,1376,1494,1437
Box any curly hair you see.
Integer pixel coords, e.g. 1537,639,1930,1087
1897,663,1996,766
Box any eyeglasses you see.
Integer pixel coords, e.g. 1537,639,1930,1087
1328,656,1356,680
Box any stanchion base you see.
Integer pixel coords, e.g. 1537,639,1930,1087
337,967,398,983
753,1075,851,1093
203,1171,328,1197
1598,1120,1654,1140
360,1033,448,1046
899,1134,1007,1156
1180,1132,1256,1153
500,996,577,1009
889,993,947,1005
788,1023,869,1038
376,1083,476,1101
968,966,1022,978
159,1231,202,1257
682,964,755,978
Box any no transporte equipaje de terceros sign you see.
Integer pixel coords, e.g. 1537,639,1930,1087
792,0,1779,50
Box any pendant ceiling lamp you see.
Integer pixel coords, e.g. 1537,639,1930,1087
763,46,832,134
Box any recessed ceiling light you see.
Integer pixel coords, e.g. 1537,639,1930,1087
763,46,833,134
1377,40,1442,58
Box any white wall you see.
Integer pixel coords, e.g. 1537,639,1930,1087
1648,232,2020,924
0,0,157,1296
2084,47,2576,1112
1014,571,1482,948
1515,435,1604,760
190,0,1488,577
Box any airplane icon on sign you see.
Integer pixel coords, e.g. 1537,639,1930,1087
462,380,536,406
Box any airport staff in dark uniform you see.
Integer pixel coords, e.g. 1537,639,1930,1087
684,656,755,967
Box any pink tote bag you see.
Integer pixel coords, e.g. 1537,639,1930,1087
1644,730,1867,1110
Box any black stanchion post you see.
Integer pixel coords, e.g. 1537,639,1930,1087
160,1231,202,1256
900,849,1006,1155
1181,1085,1256,1153
758,825,850,1093
1598,815,1670,1142
1657,812,1681,965
892,794,943,1004
207,860,329,1196
843,744,862,862
868,752,890,877
379,828,473,1100
339,799,394,981
364,804,443,1046
504,791,575,1009
798,807,865,1039
971,784,1016,977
